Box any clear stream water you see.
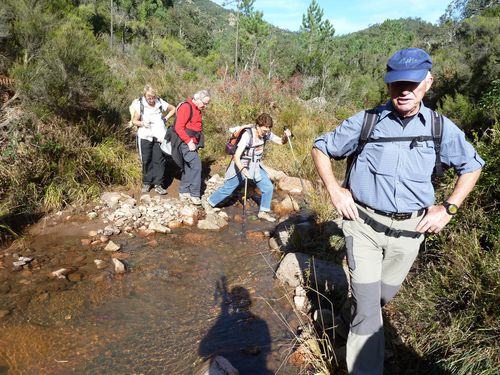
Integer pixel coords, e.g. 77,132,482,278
0,206,301,375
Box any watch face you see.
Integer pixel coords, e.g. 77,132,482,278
445,202,459,215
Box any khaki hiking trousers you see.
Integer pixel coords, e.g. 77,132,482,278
342,203,425,375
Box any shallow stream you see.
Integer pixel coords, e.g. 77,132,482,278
0,206,300,374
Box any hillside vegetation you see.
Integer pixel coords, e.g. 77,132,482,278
0,0,498,373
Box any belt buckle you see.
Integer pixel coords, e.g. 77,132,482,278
392,212,410,221
384,228,402,238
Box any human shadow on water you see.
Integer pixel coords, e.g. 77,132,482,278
198,276,273,375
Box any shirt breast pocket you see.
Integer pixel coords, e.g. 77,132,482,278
405,141,436,181
363,143,398,177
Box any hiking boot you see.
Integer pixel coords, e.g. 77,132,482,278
154,185,167,195
190,196,202,206
141,184,152,193
258,211,276,222
179,192,190,202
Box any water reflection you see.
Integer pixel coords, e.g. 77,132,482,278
199,276,273,375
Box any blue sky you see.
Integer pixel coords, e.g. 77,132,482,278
212,0,451,35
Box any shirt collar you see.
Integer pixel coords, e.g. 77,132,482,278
381,100,431,126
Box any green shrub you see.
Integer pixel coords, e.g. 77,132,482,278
396,128,499,375
10,15,118,119
438,93,483,132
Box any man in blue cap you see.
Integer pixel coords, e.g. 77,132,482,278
312,48,484,374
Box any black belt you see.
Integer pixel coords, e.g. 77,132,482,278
357,210,423,239
355,200,425,221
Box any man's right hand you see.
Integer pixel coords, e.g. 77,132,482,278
330,188,359,220
187,139,196,151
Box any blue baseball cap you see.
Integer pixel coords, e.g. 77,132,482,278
384,48,432,83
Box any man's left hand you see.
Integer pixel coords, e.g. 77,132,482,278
415,205,452,233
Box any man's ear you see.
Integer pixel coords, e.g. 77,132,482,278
425,73,434,92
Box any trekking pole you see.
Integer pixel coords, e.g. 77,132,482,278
243,176,248,209
285,128,309,203
240,176,248,241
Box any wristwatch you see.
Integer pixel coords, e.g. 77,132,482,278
443,201,459,215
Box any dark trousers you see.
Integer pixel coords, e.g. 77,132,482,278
179,143,202,197
137,137,166,186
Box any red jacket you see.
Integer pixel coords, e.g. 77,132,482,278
175,98,203,144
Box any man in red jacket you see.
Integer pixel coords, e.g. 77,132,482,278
175,89,211,205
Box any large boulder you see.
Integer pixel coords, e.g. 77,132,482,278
275,252,348,293
197,213,228,230
261,165,287,182
277,176,313,195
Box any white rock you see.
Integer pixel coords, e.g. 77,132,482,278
182,216,196,226
51,268,68,279
148,222,171,234
294,285,311,312
180,206,197,217
101,192,122,207
197,213,227,230
104,241,121,252
94,259,107,269
112,258,126,274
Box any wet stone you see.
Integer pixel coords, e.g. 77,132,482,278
68,272,84,282
15,296,31,310
43,279,70,292
104,241,120,252
0,310,10,319
36,292,50,302
75,255,87,264
19,269,33,277
94,259,107,270
0,270,9,283
90,272,110,283
0,283,11,294
111,252,129,260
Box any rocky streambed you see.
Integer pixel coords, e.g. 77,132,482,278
1,169,341,375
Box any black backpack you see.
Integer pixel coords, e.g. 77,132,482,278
342,108,444,187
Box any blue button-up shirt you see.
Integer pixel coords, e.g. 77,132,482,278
313,102,485,213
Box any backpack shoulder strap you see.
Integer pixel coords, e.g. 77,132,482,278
343,108,380,188
139,97,144,120
431,110,444,176
246,128,253,149
174,101,193,127
356,108,379,153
